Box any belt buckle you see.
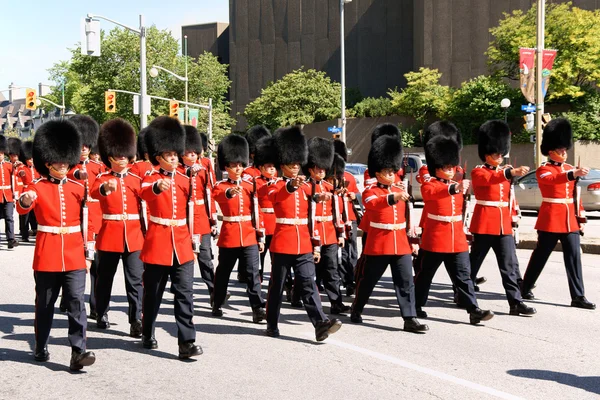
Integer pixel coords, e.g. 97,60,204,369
58,227,69,235
122,213,129,221
169,220,178,227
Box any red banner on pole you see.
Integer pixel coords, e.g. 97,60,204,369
519,48,536,104
542,49,557,98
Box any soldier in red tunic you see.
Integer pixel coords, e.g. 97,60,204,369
414,136,495,325
139,116,202,359
130,128,155,178
211,134,266,322
469,120,536,316
521,118,595,309
265,126,342,341
8,138,24,204
0,136,18,249
91,118,145,336
17,120,96,370
305,137,350,314
350,136,428,332
16,141,39,241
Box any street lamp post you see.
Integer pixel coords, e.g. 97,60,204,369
500,98,511,164
340,0,352,143
149,64,188,122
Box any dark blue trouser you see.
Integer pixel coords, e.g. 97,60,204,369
1,200,15,241
214,245,264,309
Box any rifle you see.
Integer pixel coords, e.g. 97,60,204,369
509,157,521,245
204,159,219,237
461,161,473,243
574,156,587,236
81,166,94,260
188,166,200,253
403,157,419,245
308,178,321,254
251,176,265,244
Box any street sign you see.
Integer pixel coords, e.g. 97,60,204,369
328,126,342,133
530,135,536,143
521,104,536,113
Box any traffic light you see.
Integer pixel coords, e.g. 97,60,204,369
25,88,37,110
542,113,552,129
523,113,534,132
332,133,341,140
105,91,116,113
169,100,179,118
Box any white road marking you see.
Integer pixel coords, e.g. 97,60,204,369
308,334,525,400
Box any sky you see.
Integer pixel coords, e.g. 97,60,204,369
0,0,229,99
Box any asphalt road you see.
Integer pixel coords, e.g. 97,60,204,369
1,236,599,400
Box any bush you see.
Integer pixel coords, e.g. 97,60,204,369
398,125,418,148
351,97,394,118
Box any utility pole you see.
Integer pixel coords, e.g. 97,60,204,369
535,0,545,167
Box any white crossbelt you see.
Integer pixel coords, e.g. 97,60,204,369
276,217,308,225
542,197,573,204
260,207,274,213
38,225,81,234
194,199,205,205
87,198,99,203
222,215,252,222
0,185,11,190
475,200,509,207
103,213,140,221
427,213,463,223
370,222,406,230
149,216,187,227
315,216,333,222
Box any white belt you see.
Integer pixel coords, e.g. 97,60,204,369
542,197,573,204
260,207,274,213
276,218,308,225
103,213,140,221
370,222,406,230
38,225,81,234
475,200,509,207
315,216,333,222
222,215,252,222
194,199,205,206
0,185,11,190
149,216,187,227
427,213,463,223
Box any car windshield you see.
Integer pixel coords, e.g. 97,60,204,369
346,164,367,175
581,169,600,180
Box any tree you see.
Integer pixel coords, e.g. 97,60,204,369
488,2,600,100
46,27,234,139
388,68,451,126
243,68,342,131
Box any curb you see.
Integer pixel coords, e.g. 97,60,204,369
516,233,600,254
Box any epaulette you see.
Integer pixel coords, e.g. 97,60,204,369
214,179,227,187
321,180,334,189
98,171,111,178
176,170,189,180
242,175,254,184
128,172,142,180
67,178,84,187
475,164,484,169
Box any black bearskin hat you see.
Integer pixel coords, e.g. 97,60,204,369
253,136,279,168
145,116,185,166
327,153,346,181
7,137,22,156
137,128,148,160
19,141,33,163
333,139,348,162
368,136,403,176
33,120,81,177
200,132,208,154
0,135,7,154
305,137,335,173
246,125,271,156
541,118,572,156
425,136,460,177
273,126,308,166
371,123,400,144
184,125,203,154
423,120,463,149
69,115,99,149
217,134,249,171
477,120,511,162
99,118,137,168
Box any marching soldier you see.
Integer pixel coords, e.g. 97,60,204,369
265,126,342,341
8,138,24,202
17,120,96,370
200,132,217,185
16,141,39,241
67,115,103,318
469,120,536,316
180,125,217,300
305,137,350,314
521,118,595,310
414,136,494,325
362,124,405,186
350,136,428,332
130,128,155,177
0,136,18,249
90,118,145,337
139,116,202,359
211,134,266,322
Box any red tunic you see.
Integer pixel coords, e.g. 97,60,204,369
201,157,217,187
16,177,87,272
90,170,145,253
180,164,212,236
535,161,583,233
256,175,277,236
268,178,314,255
311,179,339,246
362,183,412,256
17,164,41,189
0,161,14,202
243,166,261,178
213,177,261,248
420,177,468,253
68,159,103,237
140,169,194,265
470,164,514,236
129,160,154,178
343,171,358,221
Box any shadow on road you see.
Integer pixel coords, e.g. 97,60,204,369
507,369,600,395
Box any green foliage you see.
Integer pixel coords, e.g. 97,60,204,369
243,68,342,131
398,125,417,148
446,76,522,144
345,87,363,108
388,68,451,125
2,128,21,138
45,27,234,138
488,2,600,100
351,97,394,118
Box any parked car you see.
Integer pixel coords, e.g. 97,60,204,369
345,163,367,193
514,168,600,211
